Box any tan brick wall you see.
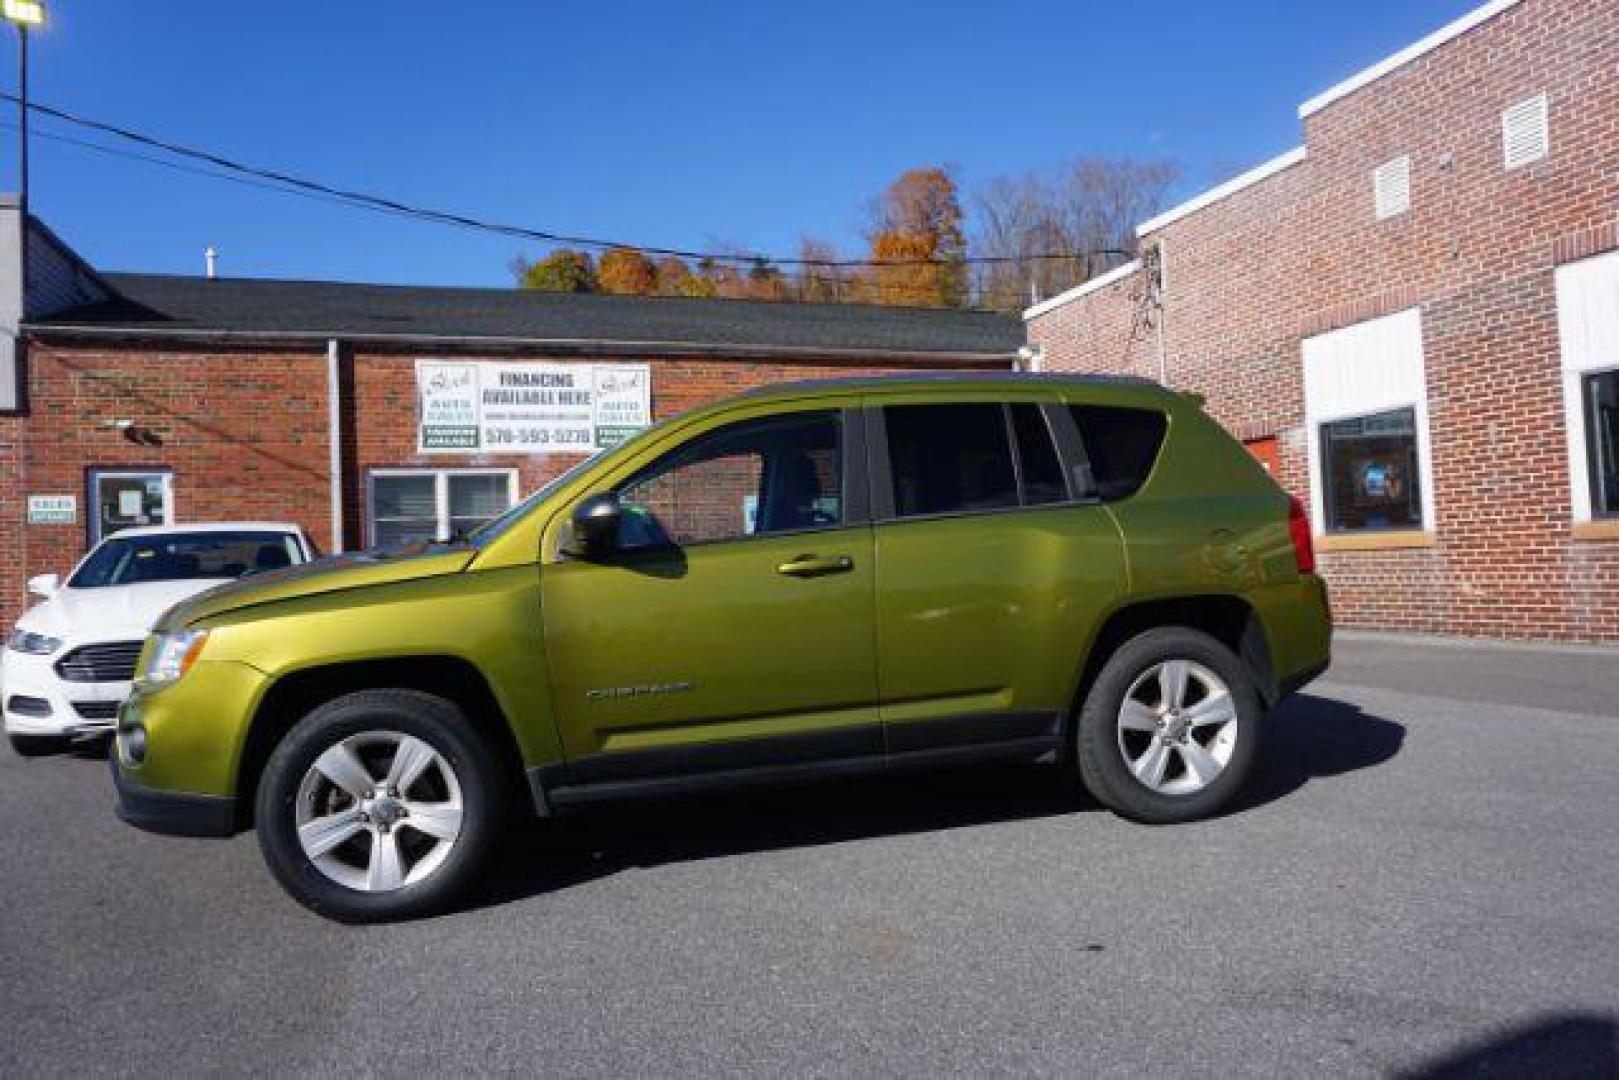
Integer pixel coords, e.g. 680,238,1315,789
1028,0,1619,642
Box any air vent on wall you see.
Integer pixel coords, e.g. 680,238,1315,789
1373,156,1411,220
1502,94,1549,169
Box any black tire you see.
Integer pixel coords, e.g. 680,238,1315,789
1074,627,1262,824
8,733,69,758
255,689,506,923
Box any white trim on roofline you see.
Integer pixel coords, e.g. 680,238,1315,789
1022,259,1142,321
1136,147,1307,239
1298,0,1528,119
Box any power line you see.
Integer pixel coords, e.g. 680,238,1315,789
1,93,1132,273
13,124,1007,305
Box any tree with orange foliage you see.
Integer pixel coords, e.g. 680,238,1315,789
865,167,968,307
596,247,659,295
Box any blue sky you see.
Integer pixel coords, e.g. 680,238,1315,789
14,0,1483,287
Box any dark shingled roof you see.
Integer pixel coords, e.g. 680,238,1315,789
30,272,1023,359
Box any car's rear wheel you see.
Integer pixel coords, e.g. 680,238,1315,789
1074,627,1261,824
255,690,503,922
8,734,68,758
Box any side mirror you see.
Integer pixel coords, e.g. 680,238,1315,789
27,573,60,599
565,493,623,557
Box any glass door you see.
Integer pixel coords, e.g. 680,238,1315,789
89,470,172,544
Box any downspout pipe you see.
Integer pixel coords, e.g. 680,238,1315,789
326,338,344,553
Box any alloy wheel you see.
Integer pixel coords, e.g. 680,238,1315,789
293,730,463,892
1115,659,1239,796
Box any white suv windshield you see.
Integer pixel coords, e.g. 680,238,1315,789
69,532,303,589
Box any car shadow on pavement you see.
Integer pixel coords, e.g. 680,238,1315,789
466,692,1405,913
1398,1012,1616,1078
1226,692,1406,815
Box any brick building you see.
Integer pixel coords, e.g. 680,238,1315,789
1025,0,1619,642
0,213,1018,630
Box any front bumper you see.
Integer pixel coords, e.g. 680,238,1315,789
109,659,266,838
109,753,238,837
1,647,129,738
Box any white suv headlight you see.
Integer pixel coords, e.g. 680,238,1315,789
139,629,211,685
7,627,62,655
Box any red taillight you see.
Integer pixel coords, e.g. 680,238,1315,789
1288,496,1315,574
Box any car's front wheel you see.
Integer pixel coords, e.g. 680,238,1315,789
1074,627,1261,824
255,690,504,922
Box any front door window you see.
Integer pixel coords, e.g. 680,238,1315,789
615,411,842,548
89,470,171,544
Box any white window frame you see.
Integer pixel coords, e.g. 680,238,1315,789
1302,308,1437,537
1555,250,1619,525
87,468,175,545
366,468,518,546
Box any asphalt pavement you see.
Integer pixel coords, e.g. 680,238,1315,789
2,632,1617,1077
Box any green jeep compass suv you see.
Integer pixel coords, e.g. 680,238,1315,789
112,374,1330,921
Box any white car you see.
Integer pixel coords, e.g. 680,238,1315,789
3,523,315,755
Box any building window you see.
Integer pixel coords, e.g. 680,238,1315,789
88,468,172,544
1502,93,1549,169
1373,156,1411,219
616,411,841,547
367,469,517,548
1319,408,1423,533
1302,308,1435,538
1555,250,1619,529
1586,370,1619,519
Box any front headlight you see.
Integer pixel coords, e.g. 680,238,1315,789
138,629,211,685
7,627,62,655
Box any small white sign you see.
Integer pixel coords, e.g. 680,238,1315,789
27,494,76,525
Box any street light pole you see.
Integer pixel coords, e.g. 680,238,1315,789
16,19,26,220
3,2,43,205
3,0,43,334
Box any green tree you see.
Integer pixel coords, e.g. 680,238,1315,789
520,249,597,292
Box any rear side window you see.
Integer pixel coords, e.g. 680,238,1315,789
1070,405,1168,501
885,404,1017,517
1010,404,1067,505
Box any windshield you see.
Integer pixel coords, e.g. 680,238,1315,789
69,532,306,589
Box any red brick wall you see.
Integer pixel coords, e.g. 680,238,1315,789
0,343,955,630
8,344,333,617
1028,0,1619,642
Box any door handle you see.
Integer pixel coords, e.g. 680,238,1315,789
776,554,854,578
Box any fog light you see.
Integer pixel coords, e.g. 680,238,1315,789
6,694,52,717
118,722,147,766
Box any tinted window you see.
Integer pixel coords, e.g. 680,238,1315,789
1070,406,1168,501
1320,407,1423,533
1587,370,1619,519
70,532,305,588
617,411,841,547
1010,404,1067,505
885,404,1018,518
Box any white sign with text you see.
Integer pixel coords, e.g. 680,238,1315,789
417,361,651,454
